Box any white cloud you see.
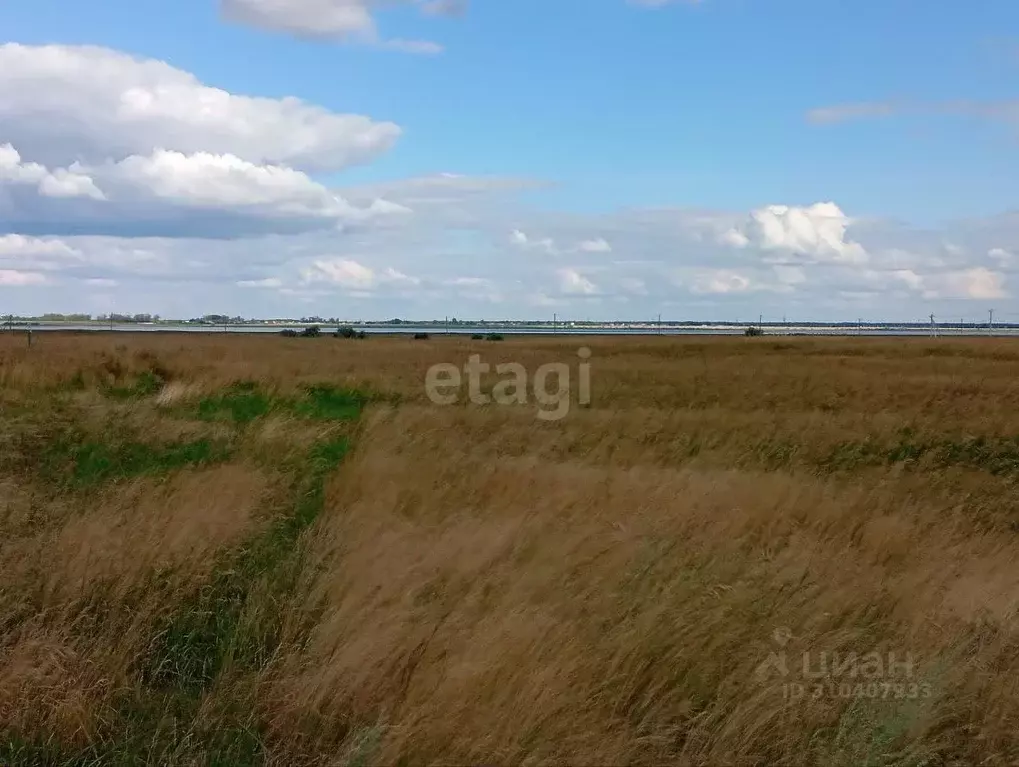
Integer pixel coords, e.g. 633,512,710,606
238,277,283,288
724,202,868,265
989,247,1016,267
558,268,598,295
689,269,752,295
620,277,648,295
510,228,557,255
0,144,105,201
0,234,81,260
220,0,460,51
1,144,410,237
300,258,420,291
0,269,47,286
719,228,750,248
93,150,408,220
923,268,1007,300
0,44,399,172
577,238,612,253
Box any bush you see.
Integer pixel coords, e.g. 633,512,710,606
471,334,484,340
282,326,321,338
485,333,505,342
413,333,430,340
744,326,765,337
335,326,357,339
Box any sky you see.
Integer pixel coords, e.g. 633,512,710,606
1,0,1019,322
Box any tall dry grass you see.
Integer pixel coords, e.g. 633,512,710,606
2,331,1019,764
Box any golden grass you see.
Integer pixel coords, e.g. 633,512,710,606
265,406,1019,764
0,463,272,748
3,331,1019,764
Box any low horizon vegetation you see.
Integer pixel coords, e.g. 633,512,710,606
2,332,1019,764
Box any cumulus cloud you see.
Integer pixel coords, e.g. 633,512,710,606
510,229,557,255
509,230,615,257
92,150,408,220
0,144,105,201
723,202,868,264
300,258,420,291
558,268,598,295
1,144,410,238
0,44,399,172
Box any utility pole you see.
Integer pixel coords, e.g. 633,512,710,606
858,318,863,336
930,313,937,339
553,312,557,336
658,313,662,335
989,309,995,334
759,314,763,333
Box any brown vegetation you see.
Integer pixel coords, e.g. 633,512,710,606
2,331,1019,765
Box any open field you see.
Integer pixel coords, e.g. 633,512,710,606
3,332,1019,765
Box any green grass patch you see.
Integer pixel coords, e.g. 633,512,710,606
195,382,273,425
102,370,166,400
2,384,366,764
291,386,366,422
145,434,354,694
191,383,368,425
38,436,230,489
823,432,1019,476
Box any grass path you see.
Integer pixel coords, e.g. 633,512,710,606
1,383,368,766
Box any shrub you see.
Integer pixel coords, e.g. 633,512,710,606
280,329,299,337
744,326,765,337
335,326,357,339
301,326,321,338
413,333,430,340
485,333,505,341
471,334,484,340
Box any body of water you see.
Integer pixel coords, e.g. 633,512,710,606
8,323,1019,337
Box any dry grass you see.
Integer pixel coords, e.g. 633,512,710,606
2,331,1019,765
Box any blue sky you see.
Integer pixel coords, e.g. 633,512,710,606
1,0,1018,321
